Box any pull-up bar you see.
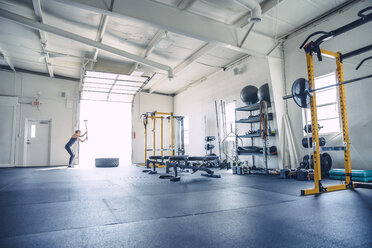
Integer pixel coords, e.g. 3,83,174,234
300,6,372,61
341,44,372,61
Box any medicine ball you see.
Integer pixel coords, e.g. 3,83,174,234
240,85,259,105
258,83,271,103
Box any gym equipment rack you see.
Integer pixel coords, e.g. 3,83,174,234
234,101,276,174
290,6,372,195
141,111,185,167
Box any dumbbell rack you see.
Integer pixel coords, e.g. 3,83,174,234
234,101,275,174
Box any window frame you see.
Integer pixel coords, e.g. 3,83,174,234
302,72,341,136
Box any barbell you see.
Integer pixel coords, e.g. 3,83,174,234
283,74,372,108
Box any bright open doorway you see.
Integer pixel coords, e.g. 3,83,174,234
78,100,132,167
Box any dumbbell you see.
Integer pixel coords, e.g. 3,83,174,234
205,136,216,142
302,137,326,148
304,124,324,133
205,144,215,150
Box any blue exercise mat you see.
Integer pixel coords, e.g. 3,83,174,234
329,169,372,178
329,175,372,182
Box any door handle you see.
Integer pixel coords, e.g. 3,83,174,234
27,140,31,145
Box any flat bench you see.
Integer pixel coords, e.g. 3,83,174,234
162,155,221,181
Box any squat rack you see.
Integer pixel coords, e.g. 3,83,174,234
143,111,185,164
296,6,372,195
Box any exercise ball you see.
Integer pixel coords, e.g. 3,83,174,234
240,85,259,105
258,83,271,103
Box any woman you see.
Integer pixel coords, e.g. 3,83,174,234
65,130,88,167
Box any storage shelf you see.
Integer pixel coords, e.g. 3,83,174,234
234,99,275,172
238,151,263,155
237,151,278,156
238,133,276,138
236,102,271,111
236,116,273,124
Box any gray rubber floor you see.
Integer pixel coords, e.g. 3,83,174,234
0,165,371,248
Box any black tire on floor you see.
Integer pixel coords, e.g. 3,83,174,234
95,158,119,167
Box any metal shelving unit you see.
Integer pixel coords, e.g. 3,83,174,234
234,101,274,174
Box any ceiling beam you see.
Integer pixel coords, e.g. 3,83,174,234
0,65,80,81
0,46,15,72
88,14,109,70
53,0,267,57
261,0,284,14
143,30,166,59
32,0,54,77
176,54,250,94
149,43,216,93
128,29,166,75
147,0,282,93
0,8,174,77
177,0,197,10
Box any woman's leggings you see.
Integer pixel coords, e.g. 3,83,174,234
65,145,75,165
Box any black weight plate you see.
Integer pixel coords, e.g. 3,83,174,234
321,153,332,173
292,78,310,108
304,124,312,133
319,137,326,147
302,137,311,148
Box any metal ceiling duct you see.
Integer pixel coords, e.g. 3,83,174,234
235,0,262,23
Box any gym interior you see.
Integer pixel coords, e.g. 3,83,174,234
0,0,371,247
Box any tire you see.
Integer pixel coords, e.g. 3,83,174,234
95,158,119,167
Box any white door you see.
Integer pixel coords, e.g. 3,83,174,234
26,120,50,166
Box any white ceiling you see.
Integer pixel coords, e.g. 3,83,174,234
0,0,349,96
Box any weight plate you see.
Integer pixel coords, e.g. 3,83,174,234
319,137,326,147
302,137,326,148
292,78,310,108
321,153,332,175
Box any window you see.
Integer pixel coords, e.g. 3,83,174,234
30,124,36,138
225,101,236,133
81,71,148,103
184,116,189,145
302,73,341,134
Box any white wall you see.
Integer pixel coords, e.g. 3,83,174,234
0,70,78,166
283,1,372,169
174,56,280,169
0,96,17,166
132,92,173,164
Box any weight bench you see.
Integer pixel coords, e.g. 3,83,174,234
164,155,221,182
143,156,170,174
